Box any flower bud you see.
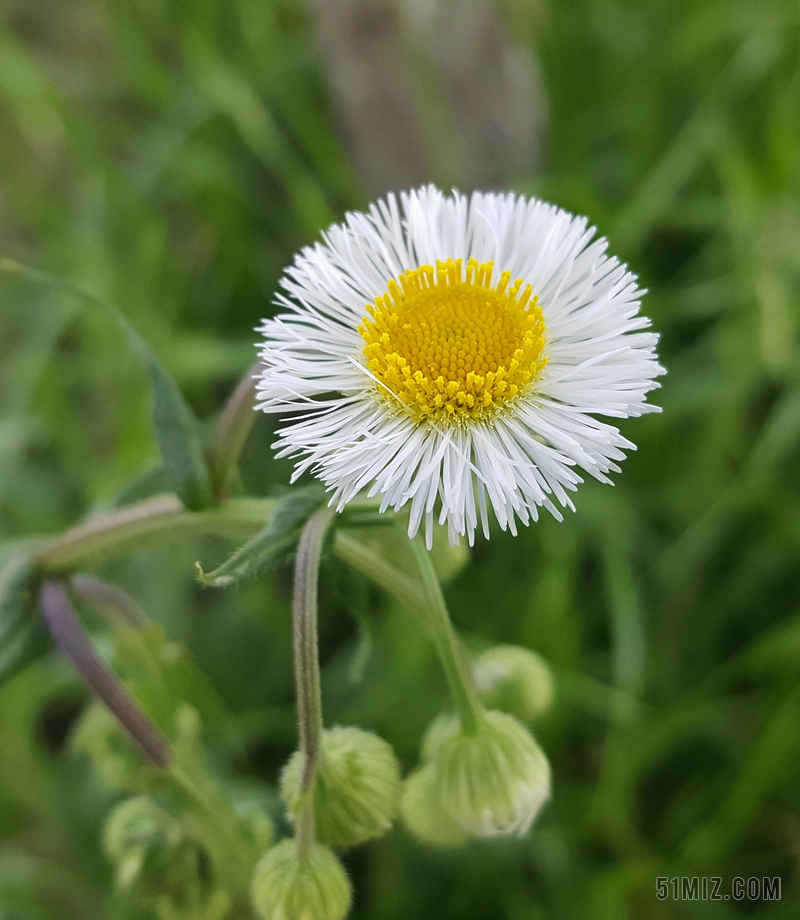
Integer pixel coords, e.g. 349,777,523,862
103,796,190,890
252,839,351,920
400,764,469,849
473,646,555,723
281,726,400,848
420,713,459,762
432,710,550,837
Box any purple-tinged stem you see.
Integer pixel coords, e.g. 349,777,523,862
39,580,171,768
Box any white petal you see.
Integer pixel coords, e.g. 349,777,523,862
255,186,663,543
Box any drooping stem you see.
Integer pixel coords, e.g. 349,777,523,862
292,508,335,860
409,535,485,735
39,580,172,767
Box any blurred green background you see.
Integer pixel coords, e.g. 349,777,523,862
1,0,800,917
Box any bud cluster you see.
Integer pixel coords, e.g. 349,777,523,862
248,724,402,920
402,706,551,846
436,710,551,836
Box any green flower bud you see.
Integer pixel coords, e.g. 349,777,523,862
281,726,400,848
252,839,351,920
400,764,469,849
103,796,191,890
420,713,459,762
432,710,550,838
473,646,555,723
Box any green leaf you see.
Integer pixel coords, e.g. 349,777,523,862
0,616,52,687
0,545,52,687
146,354,212,510
196,486,326,588
111,622,238,749
0,549,33,639
0,259,213,511
112,466,169,508
269,485,328,535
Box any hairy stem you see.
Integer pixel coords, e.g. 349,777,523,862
292,508,335,860
39,581,171,767
409,536,484,735
335,529,484,732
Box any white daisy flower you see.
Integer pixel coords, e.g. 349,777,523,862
255,185,664,546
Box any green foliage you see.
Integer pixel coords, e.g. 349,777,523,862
0,259,214,511
196,487,326,587
146,356,213,512
0,542,51,686
1,0,800,918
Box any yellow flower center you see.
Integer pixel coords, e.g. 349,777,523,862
358,258,547,423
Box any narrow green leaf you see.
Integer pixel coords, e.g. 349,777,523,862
196,486,327,588
269,485,327,535
0,616,53,687
147,354,212,510
0,259,213,510
196,529,301,588
0,549,34,633
112,466,169,508
0,546,51,687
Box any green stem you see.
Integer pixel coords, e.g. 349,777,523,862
292,508,335,861
409,535,484,735
32,495,276,572
333,531,424,613
335,529,484,733
168,763,252,890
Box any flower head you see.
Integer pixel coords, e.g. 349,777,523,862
256,186,664,545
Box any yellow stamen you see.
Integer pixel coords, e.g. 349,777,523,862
358,259,547,423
